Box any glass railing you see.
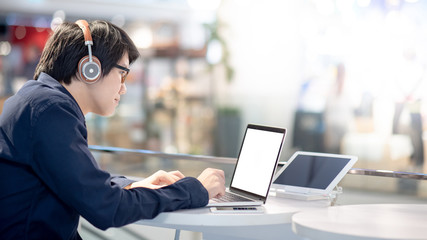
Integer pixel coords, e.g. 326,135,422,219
89,145,427,180
89,145,236,164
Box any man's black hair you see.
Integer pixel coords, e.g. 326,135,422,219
34,20,140,84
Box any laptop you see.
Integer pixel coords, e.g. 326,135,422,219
270,151,357,200
207,124,287,207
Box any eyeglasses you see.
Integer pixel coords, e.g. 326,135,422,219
114,64,130,83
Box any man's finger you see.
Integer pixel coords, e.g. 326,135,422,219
169,170,185,179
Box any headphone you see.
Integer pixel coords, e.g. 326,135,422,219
75,20,101,84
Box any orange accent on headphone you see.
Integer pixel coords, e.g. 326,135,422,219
75,20,101,84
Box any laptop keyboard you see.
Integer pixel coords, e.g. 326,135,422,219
210,192,253,203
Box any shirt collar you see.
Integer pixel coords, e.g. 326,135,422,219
37,72,85,119
37,72,68,93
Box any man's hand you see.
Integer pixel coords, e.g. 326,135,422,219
197,168,226,199
125,170,185,189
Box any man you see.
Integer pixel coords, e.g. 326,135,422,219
0,20,225,239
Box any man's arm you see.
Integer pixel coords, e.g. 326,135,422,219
110,174,136,188
31,101,209,229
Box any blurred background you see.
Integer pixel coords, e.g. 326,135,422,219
2,0,427,238
1,0,427,234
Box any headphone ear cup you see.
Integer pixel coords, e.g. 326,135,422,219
78,56,101,84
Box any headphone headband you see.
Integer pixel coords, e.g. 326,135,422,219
75,20,93,45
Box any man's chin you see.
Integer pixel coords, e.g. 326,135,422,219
95,109,116,117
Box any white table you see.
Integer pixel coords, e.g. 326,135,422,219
136,193,331,240
292,204,427,240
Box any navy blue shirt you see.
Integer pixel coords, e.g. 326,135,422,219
0,73,209,239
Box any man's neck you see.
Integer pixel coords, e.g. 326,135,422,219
62,78,90,115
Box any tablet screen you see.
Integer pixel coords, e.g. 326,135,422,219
274,154,352,190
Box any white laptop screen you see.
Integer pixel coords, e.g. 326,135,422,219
230,126,285,197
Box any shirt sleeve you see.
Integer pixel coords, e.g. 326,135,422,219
30,100,209,230
110,175,135,188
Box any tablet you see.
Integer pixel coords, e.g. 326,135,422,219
271,151,357,199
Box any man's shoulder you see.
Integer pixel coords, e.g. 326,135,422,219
3,80,78,122
14,81,67,109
